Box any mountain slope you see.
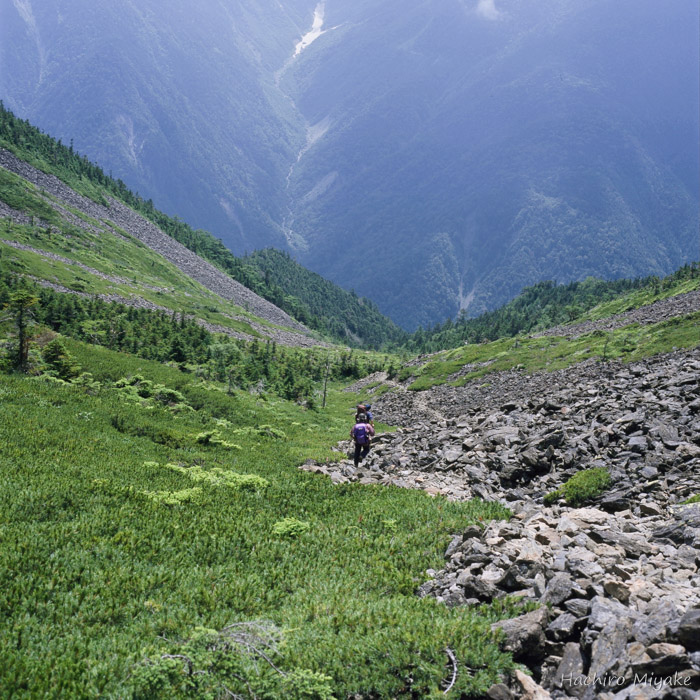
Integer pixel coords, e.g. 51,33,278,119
243,248,407,347
2,0,697,329
0,104,403,347
404,265,700,352
0,0,316,249
282,0,699,327
0,143,324,347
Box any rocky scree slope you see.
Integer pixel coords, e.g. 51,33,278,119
533,290,700,341
0,148,324,347
304,308,700,698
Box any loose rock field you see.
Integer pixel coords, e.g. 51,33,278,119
304,344,700,699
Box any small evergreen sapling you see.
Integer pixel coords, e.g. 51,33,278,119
42,338,80,379
3,289,39,372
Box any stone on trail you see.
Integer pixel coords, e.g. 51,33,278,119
676,609,700,651
491,608,549,663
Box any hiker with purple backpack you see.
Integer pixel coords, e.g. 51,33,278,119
350,412,375,467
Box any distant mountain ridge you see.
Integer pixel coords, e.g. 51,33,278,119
2,0,697,329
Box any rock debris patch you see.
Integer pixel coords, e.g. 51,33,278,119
535,291,700,340
0,199,37,227
1,149,324,346
305,346,700,698
423,504,700,700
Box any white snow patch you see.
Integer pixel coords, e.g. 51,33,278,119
459,280,477,312
115,114,145,168
307,116,331,148
219,198,245,236
12,0,47,82
295,3,325,56
302,171,338,203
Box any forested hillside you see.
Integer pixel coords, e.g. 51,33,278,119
0,103,401,348
405,264,700,353
244,248,407,347
2,100,697,361
0,270,386,403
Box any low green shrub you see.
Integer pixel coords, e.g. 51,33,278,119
159,463,268,491
131,623,284,698
194,429,240,449
141,487,203,506
110,413,189,447
42,338,81,380
155,386,186,405
282,668,336,699
272,517,311,538
544,467,611,506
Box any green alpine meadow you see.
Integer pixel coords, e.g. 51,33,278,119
0,342,516,698
0,108,523,698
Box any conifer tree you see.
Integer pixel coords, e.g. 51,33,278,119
4,289,39,372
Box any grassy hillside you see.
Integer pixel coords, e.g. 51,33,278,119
0,204,276,342
403,296,700,392
2,236,698,697
405,312,699,391
0,103,402,348
0,329,516,698
404,264,700,353
2,262,698,694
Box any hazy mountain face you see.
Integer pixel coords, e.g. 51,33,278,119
0,0,316,249
2,0,698,329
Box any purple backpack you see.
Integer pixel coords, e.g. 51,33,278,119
353,423,369,445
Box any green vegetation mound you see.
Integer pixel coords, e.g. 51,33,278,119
544,468,612,507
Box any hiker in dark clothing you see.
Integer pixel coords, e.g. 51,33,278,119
355,403,375,426
350,412,375,467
